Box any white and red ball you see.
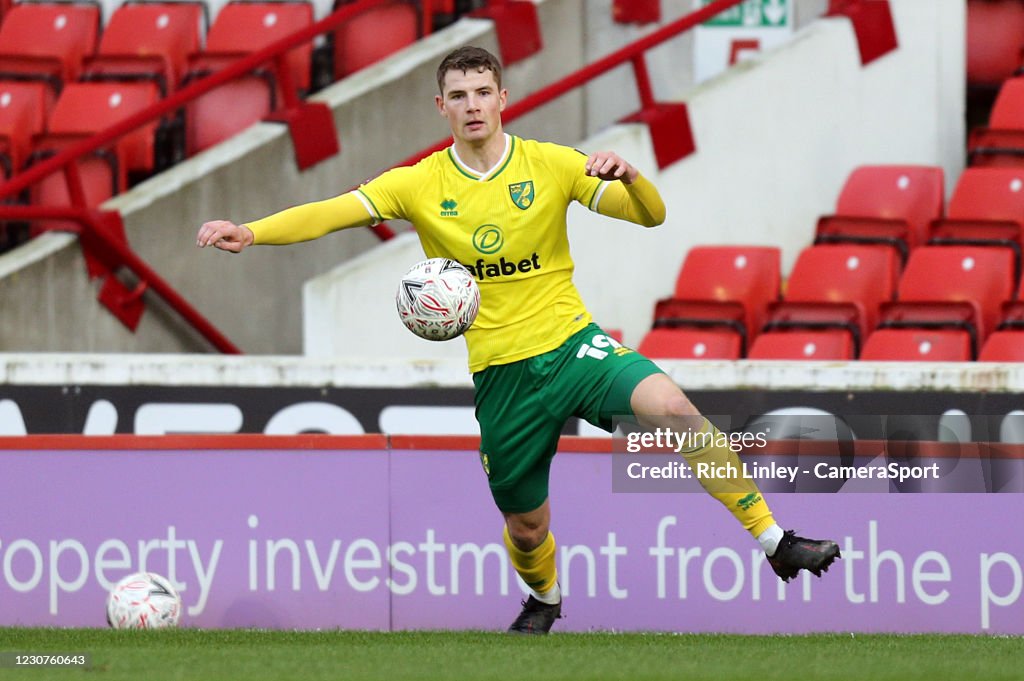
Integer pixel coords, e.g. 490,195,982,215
106,572,182,629
396,258,480,341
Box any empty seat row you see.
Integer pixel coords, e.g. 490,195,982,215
0,0,421,177
640,240,1024,362
816,165,1024,280
0,0,421,93
639,324,1024,361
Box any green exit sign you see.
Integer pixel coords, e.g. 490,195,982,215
702,0,789,27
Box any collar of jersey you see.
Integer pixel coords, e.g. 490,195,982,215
447,134,515,182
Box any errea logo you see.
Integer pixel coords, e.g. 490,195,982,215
440,199,458,217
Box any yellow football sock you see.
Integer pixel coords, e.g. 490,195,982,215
503,526,558,597
678,419,776,538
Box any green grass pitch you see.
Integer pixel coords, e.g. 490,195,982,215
0,629,1021,680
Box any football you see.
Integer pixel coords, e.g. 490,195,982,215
106,572,182,629
396,258,480,341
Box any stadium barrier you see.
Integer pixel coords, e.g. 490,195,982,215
1,433,1021,633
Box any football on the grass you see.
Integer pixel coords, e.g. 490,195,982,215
106,571,182,629
396,258,480,341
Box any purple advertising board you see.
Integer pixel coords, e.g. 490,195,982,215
0,435,1021,634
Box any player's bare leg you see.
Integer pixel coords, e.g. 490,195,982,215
503,500,562,634
629,373,840,581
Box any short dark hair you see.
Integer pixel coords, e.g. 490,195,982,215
436,45,503,94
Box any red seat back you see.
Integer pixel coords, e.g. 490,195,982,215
988,77,1024,128
946,168,1024,224
967,0,1024,88
334,0,418,78
0,2,100,80
47,82,162,173
897,246,1015,341
861,329,972,361
674,246,780,340
979,331,1024,361
747,330,854,360
29,154,117,234
0,81,47,173
205,1,313,92
184,75,273,154
785,244,899,335
833,165,945,248
637,328,741,360
98,3,204,89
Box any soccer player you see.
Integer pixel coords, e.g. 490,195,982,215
197,46,840,634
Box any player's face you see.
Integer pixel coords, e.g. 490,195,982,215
436,68,507,145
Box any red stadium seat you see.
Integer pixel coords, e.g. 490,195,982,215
668,245,781,350
200,1,313,92
637,327,741,360
651,297,745,346
881,246,1015,356
861,329,972,361
0,2,100,101
966,0,1024,89
26,81,162,233
747,330,854,361
928,168,1024,279
27,148,118,234
333,0,419,79
184,75,276,155
815,165,945,258
183,0,314,154
44,81,163,176
766,244,899,353
968,78,1024,167
0,81,48,176
83,2,205,95
979,330,1024,361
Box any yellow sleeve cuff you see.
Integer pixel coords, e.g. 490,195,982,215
595,174,666,227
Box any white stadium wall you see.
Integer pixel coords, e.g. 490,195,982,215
304,0,965,356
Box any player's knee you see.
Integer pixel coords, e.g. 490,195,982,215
506,518,549,552
664,395,704,433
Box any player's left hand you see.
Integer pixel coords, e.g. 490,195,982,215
585,151,639,184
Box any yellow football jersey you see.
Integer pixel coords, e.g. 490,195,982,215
356,134,607,372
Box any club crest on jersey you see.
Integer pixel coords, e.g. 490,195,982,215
508,181,534,210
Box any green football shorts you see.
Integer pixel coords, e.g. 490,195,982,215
473,323,664,514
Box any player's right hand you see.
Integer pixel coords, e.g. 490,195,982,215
196,220,254,253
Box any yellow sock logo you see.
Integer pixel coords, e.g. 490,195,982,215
737,492,762,511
